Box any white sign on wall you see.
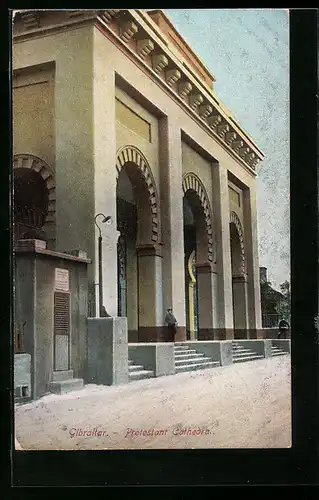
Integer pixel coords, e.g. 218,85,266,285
54,268,69,292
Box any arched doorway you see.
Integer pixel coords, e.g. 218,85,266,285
116,146,162,342
182,173,217,340
14,167,49,241
230,211,248,337
13,154,56,247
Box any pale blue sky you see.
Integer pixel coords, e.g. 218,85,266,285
165,9,290,291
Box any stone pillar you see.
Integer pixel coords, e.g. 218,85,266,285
92,29,118,316
243,187,262,337
55,27,95,260
196,262,219,340
126,238,138,342
232,275,249,338
211,163,234,339
159,116,186,341
136,244,164,341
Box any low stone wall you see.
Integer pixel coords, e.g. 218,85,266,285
128,343,175,376
14,353,31,400
234,339,272,358
87,317,129,386
184,341,233,366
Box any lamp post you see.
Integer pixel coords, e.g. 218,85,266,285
94,213,111,317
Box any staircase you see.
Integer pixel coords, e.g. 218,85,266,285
128,359,154,382
174,343,220,373
232,342,264,363
48,370,84,395
271,343,289,357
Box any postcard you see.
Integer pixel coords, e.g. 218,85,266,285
12,8,291,453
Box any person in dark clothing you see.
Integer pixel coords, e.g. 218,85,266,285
165,308,178,342
278,319,289,339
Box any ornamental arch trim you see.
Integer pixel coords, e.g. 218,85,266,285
13,153,56,240
116,145,160,243
182,172,215,263
229,210,246,274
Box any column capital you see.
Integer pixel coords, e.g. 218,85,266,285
232,274,248,283
136,243,163,257
195,261,217,274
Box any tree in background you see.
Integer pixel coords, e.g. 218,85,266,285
277,280,291,323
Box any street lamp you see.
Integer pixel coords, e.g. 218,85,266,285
94,213,112,317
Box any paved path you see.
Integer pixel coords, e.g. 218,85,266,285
15,355,291,450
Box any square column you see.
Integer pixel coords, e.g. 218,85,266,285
212,163,234,339
92,29,118,316
243,187,262,337
136,244,164,341
232,275,249,338
159,116,186,340
196,263,219,340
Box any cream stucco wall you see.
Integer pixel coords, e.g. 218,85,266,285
115,87,160,197
181,141,213,208
13,66,55,169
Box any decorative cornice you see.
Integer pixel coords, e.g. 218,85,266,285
120,20,138,42
20,11,40,29
13,9,264,173
152,53,169,74
189,93,204,110
166,68,181,87
178,81,192,98
137,38,154,58
199,104,213,119
100,9,120,23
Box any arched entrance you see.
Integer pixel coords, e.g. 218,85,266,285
116,146,162,342
182,173,217,340
230,211,248,337
13,154,56,247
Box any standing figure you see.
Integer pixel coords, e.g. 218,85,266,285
165,307,178,342
278,318,289,339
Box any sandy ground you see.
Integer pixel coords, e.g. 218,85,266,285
15,356,291,450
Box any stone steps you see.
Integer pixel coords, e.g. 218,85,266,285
271,346,288,357
48,378,84,395
174,343,220,374
232,342,264,364
176,361,220,373
128,360,154,382
233,354,264,363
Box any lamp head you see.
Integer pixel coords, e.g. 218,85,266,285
102,216,112,224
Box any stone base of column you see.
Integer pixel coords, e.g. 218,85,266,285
128,330,139,342
247,329,259,339
234,328,249,339
138,326,187,342
198,328,234,340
